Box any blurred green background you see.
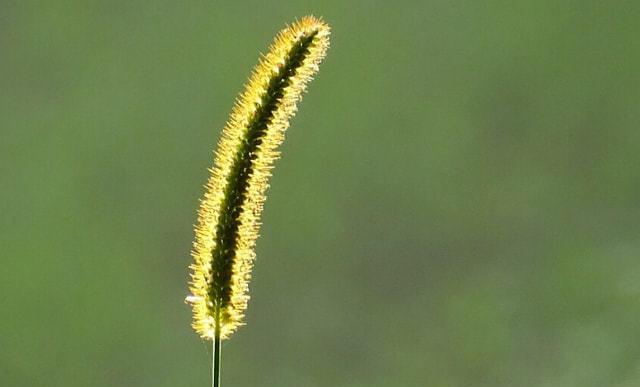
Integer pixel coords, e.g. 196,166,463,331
2,1,640,386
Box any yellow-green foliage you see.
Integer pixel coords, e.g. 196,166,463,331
187,16,330,340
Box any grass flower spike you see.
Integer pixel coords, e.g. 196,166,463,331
187,13,330,356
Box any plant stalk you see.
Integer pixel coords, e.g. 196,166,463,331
212,308,221,387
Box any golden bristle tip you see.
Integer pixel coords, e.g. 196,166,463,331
186,16,330,340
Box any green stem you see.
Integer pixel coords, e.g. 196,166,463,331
212,309,221,387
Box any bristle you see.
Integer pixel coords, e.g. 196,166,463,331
187,16,330,340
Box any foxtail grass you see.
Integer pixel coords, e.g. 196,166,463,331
186,15,330,387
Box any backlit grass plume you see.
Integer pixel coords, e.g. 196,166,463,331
187,14,330,356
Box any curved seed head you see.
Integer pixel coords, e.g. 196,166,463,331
187,16,330,340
